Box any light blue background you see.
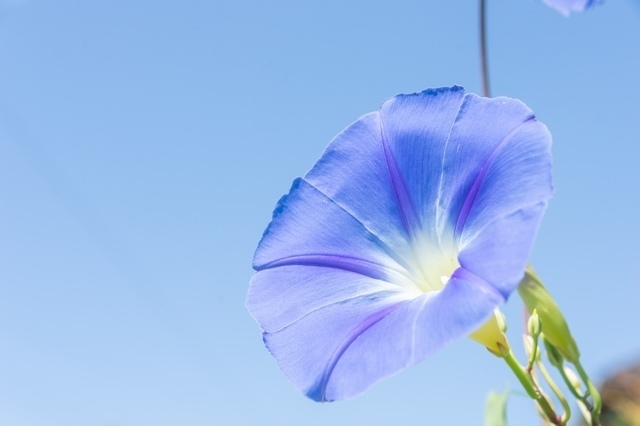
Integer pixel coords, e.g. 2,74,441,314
1,1,638,425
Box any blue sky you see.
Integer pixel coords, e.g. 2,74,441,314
0,1,639,425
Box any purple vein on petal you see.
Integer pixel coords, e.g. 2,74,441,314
302,179,418,276
379,119,420,238
454,117,536,239
451,267,506,302
257,254,414,287
263,289,409,334
310,299,411,402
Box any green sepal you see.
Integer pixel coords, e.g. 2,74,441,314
543,338,564,368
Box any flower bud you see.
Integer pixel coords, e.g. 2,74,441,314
563,366,582,392
523,334,540,362
527,309,542,338
517,265,580,363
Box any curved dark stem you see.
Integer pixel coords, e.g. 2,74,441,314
480,0,491,98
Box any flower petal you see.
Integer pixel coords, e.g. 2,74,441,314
247,265,415,334
304,111,411,259
424,94,536,239
305,88,538,251
376,86,466,240
542,0,603,16
456,120,553,295
253,178,415,289
458,202,548,298
255,266,503,401
367,90,537,248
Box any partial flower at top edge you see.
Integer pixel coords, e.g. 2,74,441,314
542,0,603,16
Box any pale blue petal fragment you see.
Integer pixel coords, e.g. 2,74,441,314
542,0,603,16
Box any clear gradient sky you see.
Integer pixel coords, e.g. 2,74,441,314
1,1,639,425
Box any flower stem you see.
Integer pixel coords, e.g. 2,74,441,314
503,350,561,424
575,361,602,426
536,361,571,425
479,0,491,97
558,366,586,402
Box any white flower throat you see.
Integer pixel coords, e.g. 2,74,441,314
407,231,460,293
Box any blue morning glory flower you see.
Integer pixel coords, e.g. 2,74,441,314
542,0,603,16
247,86,553,402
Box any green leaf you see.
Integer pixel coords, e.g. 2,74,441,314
517,265,580,363
485,391,509,426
